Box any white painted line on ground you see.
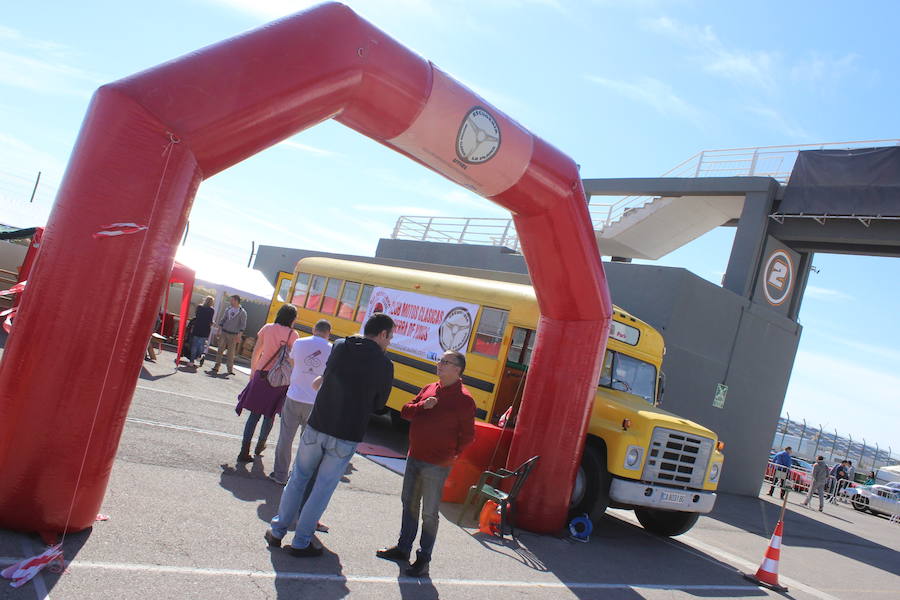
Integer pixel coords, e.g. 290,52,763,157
608,509,843,600
125,417,242,440
135,385,232,407
0,557,760,592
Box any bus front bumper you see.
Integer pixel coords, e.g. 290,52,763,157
610,478,716,514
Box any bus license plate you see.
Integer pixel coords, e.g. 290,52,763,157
661,491,686,505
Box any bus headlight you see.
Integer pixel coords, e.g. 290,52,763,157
624,446,643,470
709,463,721,482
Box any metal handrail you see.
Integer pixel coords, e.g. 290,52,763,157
390,139,900,248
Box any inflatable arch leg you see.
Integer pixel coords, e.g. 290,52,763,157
0,2,611,534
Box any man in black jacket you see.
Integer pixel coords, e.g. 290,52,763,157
266,313,394,557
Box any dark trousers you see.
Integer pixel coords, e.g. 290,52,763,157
397,457,451,561
242,412,274,450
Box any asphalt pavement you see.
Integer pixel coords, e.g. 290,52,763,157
1,348,898,599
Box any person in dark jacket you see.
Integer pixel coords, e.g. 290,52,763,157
768,446,792,498
188,296,215,367
265,313,395,557
376,350,475,577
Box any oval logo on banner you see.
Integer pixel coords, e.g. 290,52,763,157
456,107,501,164
762,249,794,306
439,307,473,351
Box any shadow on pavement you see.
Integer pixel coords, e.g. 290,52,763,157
707,489,900,577
219,460,284,524
0,526,93,596
269,541,350,599
138,366,176,382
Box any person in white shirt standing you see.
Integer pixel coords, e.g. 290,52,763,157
269,319,333,485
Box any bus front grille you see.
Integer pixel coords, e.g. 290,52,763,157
642,427,713,489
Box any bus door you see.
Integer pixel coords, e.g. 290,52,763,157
266,271,294,323
491,327,535,425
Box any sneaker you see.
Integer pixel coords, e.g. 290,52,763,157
268,474,287,486
405,555,430,578
237,453,253,463
284,543,323,558
376,546,410,562
198,356,205,366
264,530,282,547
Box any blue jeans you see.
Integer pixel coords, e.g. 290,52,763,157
397,457,451,561
189,335,208,362
270,426,357,549
242,412,274,449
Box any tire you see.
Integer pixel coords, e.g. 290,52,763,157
569,442,611,523
851,496,868,512
634,508,700,537
389,408,409,432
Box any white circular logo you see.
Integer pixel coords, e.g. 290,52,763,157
438,307,473,351
456,107,501,164
762,250,794,306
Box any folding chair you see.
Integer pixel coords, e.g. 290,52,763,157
457,455,540,538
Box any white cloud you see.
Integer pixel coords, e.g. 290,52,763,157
804,285,852,302
784,350,898,448
278,140,340,158
0,27,106,98
642,16,777,93
743,105,810,140
790,52,859,90
584,75,706,125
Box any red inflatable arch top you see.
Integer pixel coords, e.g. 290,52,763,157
0,2,611,534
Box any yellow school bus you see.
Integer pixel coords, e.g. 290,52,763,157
269,256,724,536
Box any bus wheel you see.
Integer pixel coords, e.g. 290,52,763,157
389,409,409,432
569,443,610,523
634,508,699,537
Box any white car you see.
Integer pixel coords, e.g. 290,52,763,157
846,482,900,516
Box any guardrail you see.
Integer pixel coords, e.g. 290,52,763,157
391,139,900,249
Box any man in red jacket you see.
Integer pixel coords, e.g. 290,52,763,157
376,350,475,577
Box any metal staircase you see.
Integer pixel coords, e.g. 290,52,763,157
391,139,900,259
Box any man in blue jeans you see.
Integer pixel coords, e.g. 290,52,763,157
265,313,394,557
376,350,475,577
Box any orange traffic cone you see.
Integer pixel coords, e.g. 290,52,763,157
743,520,788,592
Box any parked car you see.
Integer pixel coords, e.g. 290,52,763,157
764,455,813,492
846,482,900,516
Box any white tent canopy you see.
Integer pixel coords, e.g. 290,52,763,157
175,246,274,305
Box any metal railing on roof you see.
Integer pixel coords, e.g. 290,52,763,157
391,139,900,250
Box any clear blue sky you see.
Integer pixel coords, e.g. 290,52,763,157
1,1,897,453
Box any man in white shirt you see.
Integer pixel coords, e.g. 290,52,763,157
269,320,333,485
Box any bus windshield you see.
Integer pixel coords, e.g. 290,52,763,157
599,350,657,405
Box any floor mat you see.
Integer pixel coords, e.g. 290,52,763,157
356,442,406,459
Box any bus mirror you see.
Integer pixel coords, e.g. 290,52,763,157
656,371,666,407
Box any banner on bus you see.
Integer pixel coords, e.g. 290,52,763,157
364,287,479,361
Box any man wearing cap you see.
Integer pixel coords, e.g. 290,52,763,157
376,350,475,578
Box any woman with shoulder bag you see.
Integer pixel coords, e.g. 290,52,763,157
235,304,300,462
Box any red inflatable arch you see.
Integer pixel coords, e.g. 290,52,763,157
0,3,611,534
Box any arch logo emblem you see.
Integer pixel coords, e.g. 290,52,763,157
456,107,501,164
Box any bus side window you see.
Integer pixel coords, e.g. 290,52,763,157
355,284,374,323
276,277,291,302
321,278,342,315
305,275,326,311
472,307,508,358
292,273,310,307
508,327,535,366
338,281,361,320
598,350,613,387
